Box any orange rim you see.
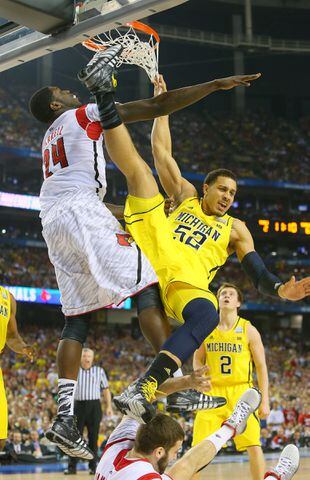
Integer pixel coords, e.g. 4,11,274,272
82,21,160,51
82,39,107,51
126,21,160,43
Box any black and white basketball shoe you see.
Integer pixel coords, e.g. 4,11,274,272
46,414,94,460
78,44,123,94
166,390,227,413
113,376,157,423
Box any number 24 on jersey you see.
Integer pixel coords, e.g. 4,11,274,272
43,137,68,178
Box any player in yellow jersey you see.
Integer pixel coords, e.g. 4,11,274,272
193,283,269,480
0,286,35,449
79,49,310,423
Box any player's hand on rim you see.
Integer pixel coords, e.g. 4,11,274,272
278,275,310,301
217,73,261,90
153,73,167,96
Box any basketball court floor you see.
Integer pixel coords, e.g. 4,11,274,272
0,457,309,479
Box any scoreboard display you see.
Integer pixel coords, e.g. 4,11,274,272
255,219,310,236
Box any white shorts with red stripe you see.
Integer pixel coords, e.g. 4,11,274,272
41,190,157,316
96,417,173,480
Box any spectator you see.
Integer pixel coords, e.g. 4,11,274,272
271,427,287,450
290,430,305,448
283,400,298,425
5,431,31,455
298,403,310,427
28,430,45,458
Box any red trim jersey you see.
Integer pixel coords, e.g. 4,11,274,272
40,104,106,215
96,417,174,480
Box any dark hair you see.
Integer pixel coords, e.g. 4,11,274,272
203,169,237,186
217,283,244,304
135,414,184,454
29,87,54,123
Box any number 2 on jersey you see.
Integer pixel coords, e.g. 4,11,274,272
220,355,232,375
43,137,68,178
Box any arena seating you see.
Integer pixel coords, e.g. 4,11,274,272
0,86,309,195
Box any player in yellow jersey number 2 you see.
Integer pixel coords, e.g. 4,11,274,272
0,286,35,448
79,46,310,423
193,283,269,480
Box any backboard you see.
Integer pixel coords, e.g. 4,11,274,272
0,0,189,72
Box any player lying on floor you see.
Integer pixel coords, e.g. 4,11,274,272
95,387,299,480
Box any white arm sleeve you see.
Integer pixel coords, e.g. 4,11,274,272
106,416,140,446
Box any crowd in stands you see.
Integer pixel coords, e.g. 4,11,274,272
0,246,57,289
1,243,309,304
0,85,309,193
1,324,308,464
0,87,43,151
128,110,310,185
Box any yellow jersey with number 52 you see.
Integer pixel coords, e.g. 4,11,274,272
203,317,253,387
0,286,11,354
168,197,234,286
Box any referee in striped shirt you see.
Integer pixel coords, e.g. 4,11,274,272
65,348,113,475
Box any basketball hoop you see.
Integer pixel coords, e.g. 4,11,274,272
82,21,160,82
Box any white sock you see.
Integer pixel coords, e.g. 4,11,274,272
207,425,233,453
264,476,277,480
57,378,77,416
173,368,183,378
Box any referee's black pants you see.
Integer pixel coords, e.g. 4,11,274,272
68,399,102,470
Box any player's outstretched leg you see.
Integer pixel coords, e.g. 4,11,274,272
264,445,300,480
223,387,262,436
167,388,262,479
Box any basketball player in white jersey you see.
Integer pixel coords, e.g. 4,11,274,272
28,54,253,458
95,388,299,480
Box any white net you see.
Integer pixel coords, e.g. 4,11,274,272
83,24,159,82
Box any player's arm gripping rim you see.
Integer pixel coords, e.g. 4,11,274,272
6,294,35,361
229,218,310,301
247,324,270,419
117,73,261,124
151,75,197,205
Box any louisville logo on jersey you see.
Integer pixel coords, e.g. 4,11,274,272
116,233,133,247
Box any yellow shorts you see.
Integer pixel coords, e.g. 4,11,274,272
0,368,8,439
192,383,261,451
165,282,217,323
124,193,218,322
